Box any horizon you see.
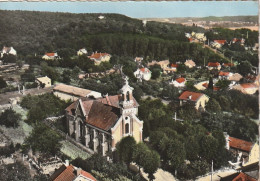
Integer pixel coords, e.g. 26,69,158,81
0,1,258,18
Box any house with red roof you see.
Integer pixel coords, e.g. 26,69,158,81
42,52,59,60
50,163,96,181
219,71,233,80
231,38,245,45
179,91,209,110
65,77,143,155
232,83,258,95
211,40,227,49
134,67,152,81
169,77,186,88
88,52,111,65
222,63,235,67
207,62,221,70
224,134,259,166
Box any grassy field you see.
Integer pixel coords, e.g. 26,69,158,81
60,140,90,160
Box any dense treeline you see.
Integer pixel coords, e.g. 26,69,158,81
0,10,203,56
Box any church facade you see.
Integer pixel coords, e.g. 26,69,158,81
65,78,143,156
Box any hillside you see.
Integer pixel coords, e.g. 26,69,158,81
0,10,204,56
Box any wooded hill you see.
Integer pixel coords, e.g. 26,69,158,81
0,10,204,56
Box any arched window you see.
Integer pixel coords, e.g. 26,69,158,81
125,123,129,134
126,91,130,101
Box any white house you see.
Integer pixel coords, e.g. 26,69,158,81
170,77,186,88
77,48,88,56
35,76,51,88
1,46,17,57
232,83,258,95
134,67,152,81
184,59,196,68
88,52,111,65
219,71,233,80
207,62,221,70
42,52,58,60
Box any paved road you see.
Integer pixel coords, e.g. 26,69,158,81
0,87,53,105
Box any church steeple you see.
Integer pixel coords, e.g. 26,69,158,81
120,76,134,108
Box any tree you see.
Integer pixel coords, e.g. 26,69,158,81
132,143,149,172
0,162,32,181
215,79,231,90
116,136,136,166
0,108,21,128
0,77,7,89
237,60,253,76
205,98,221,113
208,76,213,90
24,123,62,155
149,64,162,79
62,69,71,84
142,150,160,181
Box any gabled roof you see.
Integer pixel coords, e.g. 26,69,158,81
214,40,227,45
185,59,196,66
240,83,257,89
176,77,186,83
179,91,205,102
219,71,230,76
53,165,76,181
170,63,178,68
232,172,257,181
89,52,110,60
54,84,92,97
139,67,151,73
51,165,96,181
66,95,139,131
208,62,220,67
229,136,253,153
36,76,51,82
45,53,56,57
223,63,234,67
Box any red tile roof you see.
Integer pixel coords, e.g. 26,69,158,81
229,136,253,152
89,52,110,60
45,53,56,57
139,67,150,73
53,165,75,181
208,62,220,67
223,63,234,67
179,91,204,102
214,40,227,45
81,170,97,181
202,83,220,91
240,83,257,89
51,165,97,181
219,71,230,76
176,77,186,83
232,172,257,181
170,63,178,68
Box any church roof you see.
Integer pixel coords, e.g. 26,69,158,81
66,95,138,131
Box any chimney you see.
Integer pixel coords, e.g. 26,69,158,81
65,160,69,167
76,167,82,176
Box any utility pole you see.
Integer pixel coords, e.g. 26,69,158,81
210,160,213,181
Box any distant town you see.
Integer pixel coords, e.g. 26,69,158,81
0,10,258,181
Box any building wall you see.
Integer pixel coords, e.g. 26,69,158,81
87,91,102,99
195,95,209,109
132,118,142,143
248,143,259,164
111,119,122,149
54,91,79,101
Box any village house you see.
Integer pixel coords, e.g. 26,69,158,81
42,52,59,60
207,62,221,70
77,48,88,56
88,52,111,65
134,67,152,81
191,32,207,42
53,84,102,101
1,46,17,57
147,60,170,70
224,134,259,166
222,63,235,68
50,162,96,181
219,71,233,80
163,63,178,74
65,77,143,155
169,77,186,88
232,83,258,95
184,59,196,68
231,38,245,45
211,40,227,49
134,57,143,64
35,76,51,88
228,73,243,83
179,91,209,110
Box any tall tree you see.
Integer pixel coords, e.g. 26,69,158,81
116,136,136,166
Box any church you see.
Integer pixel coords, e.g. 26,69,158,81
65,77,143,156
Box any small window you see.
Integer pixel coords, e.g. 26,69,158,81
126,91,130,101
125,123,129,134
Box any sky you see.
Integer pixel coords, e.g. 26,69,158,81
0,1,258,18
